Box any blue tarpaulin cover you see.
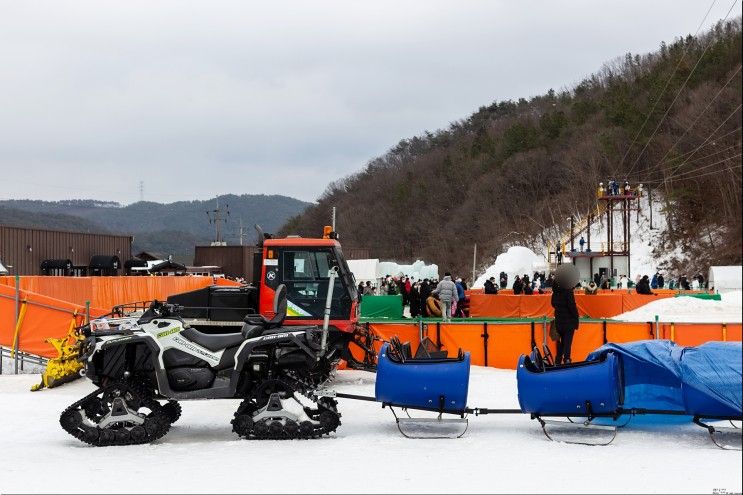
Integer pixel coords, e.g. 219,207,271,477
587,340,742,417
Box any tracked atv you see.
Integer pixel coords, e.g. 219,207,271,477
60,269,345,446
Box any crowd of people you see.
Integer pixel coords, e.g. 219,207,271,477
356,272,469,321
597,179,643,198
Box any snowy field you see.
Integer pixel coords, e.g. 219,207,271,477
615,291,743,323
0,368,740,494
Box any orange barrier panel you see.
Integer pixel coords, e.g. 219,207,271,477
622,292,674,313
469,294,520,318
726,324,742,341
606,321,653,342
0,284,107,358
438,324,486,365
666,323,730,347
0,276,226,310
518,295,554,318
469,291,690,319
575,294,624,319
570,322,606,362
487,324,533,369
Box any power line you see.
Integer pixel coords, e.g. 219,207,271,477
640,139,741,180
652,64,742,171
658,102,742,177
615,0,719,173
625,0,740,178
643,155,741,185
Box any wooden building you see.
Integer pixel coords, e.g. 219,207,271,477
0,225,132,275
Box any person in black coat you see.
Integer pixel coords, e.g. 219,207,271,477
499,272,508,289
484,277,499,294
409,282,421,318
551,279,579,365
636,275,654,295
512,276,523,295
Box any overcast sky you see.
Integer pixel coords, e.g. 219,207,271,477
0,0,736,205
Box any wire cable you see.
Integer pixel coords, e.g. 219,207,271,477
653,64,741,173
615,0,719,173
625,0,740,177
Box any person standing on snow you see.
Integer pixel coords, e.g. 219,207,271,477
432,273,458,322
454,277,466,317
656,273,665,289
499,271,508,289
579,236,585,252
551,276,579,365
651,272,659,289
409,282,421,318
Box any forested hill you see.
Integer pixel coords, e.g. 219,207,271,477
281,19,742,280
1,195,310,260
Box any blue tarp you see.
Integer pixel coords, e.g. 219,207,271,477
587,340,742,417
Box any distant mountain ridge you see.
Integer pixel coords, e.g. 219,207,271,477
0,194,311,261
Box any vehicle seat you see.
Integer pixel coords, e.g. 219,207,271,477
180,327,245,352
241,285,287,338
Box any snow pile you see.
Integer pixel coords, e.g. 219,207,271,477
614,291,743,323
473,246,544,288
377,259,439,281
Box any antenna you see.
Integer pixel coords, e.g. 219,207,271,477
139,181,144,202
206,195,230,245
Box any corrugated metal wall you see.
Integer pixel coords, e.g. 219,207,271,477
0,225,132,275
194,245,260,280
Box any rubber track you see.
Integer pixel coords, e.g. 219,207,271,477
59,381,172,446
231,376,341,440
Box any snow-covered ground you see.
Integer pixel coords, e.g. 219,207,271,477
615,291,743,323
0,368,740,494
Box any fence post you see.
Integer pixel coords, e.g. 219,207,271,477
481,322,489,367
14,274,19,374
654,315,659,340
85,301,91,325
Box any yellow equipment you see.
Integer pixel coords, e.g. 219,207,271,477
31,318,85,392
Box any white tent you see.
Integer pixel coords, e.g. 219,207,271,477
347,259,379,284
708,266,742,293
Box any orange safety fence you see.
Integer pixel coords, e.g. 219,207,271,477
470,291,686,319
0,284,108,358
363,319,741,370
0,276,239,310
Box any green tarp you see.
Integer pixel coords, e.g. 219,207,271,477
675,293,721,301
360,295,403,319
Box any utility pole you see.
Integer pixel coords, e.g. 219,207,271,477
206,196,230,245
139,181,144,202
472,243,477,285
649,187,653,230
239,219,245,246
331,207,336,232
